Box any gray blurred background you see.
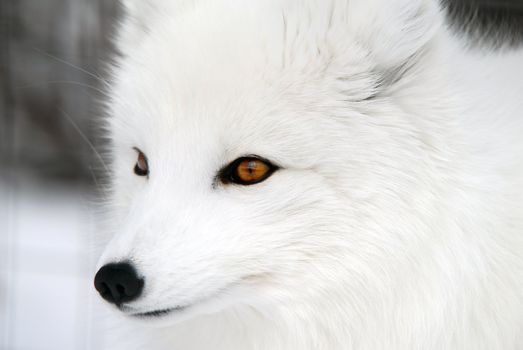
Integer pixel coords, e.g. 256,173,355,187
0,0,522,349
1,0,119,182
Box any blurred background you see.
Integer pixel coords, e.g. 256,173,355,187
0,0,522,349
0,1,119,349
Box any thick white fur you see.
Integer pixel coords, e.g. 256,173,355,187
97,0,523,349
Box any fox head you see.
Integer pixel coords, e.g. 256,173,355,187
96,0,449,328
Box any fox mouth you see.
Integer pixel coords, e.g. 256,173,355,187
127,288,227,318
132,306,185,318
126,279,251,318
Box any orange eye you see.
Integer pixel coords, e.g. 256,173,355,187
236,159,270,183
133,148,149,177
220,156,277,185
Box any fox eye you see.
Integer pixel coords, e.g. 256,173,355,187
133,148,149,177
220,156,277,185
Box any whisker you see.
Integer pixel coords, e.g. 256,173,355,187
58,108,109,173
17,80,108,96
34,48,110,87
89,165,109,201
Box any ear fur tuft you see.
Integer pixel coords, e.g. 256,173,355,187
364,0,443,67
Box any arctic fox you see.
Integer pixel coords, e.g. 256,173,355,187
94,0,523,349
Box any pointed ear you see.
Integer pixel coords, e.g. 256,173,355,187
353,0,443,68
116,0,165,52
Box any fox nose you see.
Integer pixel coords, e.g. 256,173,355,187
94,262,144,306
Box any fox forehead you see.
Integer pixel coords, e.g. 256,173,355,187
109,1,378,117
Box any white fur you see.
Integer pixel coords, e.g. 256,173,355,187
96,0,523,348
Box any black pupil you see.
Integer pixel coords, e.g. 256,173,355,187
247,161,256,174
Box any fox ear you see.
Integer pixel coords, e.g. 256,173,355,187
354,0,443,68
116,0,167,51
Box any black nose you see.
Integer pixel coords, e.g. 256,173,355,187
94,262,144,306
